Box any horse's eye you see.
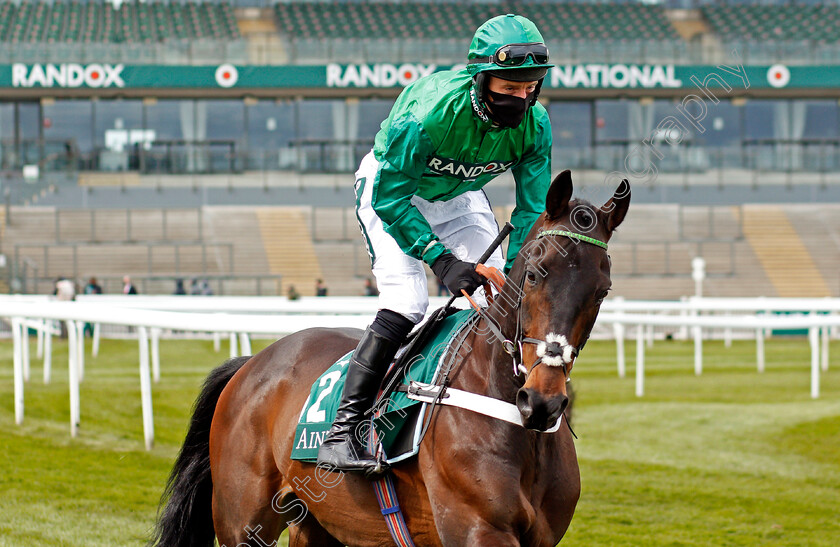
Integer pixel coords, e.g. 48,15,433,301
525,270,537,285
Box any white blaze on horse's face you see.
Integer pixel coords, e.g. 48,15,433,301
535,333,575,367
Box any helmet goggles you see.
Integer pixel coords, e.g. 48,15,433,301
470,42,549,68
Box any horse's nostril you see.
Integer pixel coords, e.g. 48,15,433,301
558,395,569,416
516,389,533,418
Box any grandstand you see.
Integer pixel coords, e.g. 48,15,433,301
1,0,839,300
3,199,838,299
0,0,240,43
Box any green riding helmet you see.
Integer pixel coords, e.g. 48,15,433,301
467,14,555,107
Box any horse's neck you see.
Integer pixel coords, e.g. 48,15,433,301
454,296,522,402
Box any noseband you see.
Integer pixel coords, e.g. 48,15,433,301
479,229,609,381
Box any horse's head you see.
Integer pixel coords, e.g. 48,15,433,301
510,170,630,431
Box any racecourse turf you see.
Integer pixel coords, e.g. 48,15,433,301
0,335,838,546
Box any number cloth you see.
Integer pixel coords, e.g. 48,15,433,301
291,309,476,463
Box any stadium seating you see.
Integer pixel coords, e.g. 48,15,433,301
703,4,840,43
7,0,32,43
273,1,678,42
0,1,16,42
0,0,241,44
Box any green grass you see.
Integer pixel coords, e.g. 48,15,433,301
0,336,838,546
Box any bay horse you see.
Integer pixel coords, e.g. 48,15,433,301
151,170,629,547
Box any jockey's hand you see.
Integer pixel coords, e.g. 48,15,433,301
431,253,486,296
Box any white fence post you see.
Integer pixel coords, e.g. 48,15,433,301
239,333,252,356
229,332,238,358
22,322,30,382
756,328,765,373
694,325,703,375
613,296,626,378
636,324,645,397
150,328,161,383
12,318,24,425
821,327,829,372
138,327,155,450
36,323,44,358
614,323,626,378
43,323,52,384
75,321,85,383
67,320,80,437
92,323,101,358
809,327,820,399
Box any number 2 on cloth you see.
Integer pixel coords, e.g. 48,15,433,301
306,370,342,423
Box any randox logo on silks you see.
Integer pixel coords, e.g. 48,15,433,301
326,63,437,87
12,63,125,88
427,156,514,181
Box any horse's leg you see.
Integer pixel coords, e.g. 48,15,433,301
211,387,287,545
211,467,286,546
287,516,344,547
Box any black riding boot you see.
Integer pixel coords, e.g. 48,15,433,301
316,327,400,477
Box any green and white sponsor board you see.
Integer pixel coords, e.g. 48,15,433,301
1,62,838,90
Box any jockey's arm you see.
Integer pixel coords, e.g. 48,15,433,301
372,116,448,266
506,112,553,272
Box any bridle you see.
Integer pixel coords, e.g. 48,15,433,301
468,228,609,382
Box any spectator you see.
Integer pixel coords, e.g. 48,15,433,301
287,284,300,301
54,276,76,338
83,277,102,296
190,278,202,296
201,280,214,296
173,278,187,295
82,277,102,337
123,275,138,295
364,277,379,297
315,278,328,297
55,276,76,301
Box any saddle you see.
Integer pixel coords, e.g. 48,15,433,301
290,265,506,464
290,306,477,464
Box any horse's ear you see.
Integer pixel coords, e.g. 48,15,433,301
545,170,573,220
600,179,631,233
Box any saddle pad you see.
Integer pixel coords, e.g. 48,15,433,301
290,308,476,463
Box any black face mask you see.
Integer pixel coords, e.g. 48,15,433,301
486,89,534,128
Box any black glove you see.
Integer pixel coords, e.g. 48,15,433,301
431,253,486,296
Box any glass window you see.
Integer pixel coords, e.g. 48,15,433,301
297,99,339,140
245,99,296,170
0,103,14,169
246,99,295,150
700,100,741,147
44,100,93,155
0,103,15,140
744,100,777,141
594,100,630,143
145,99,188,141
203,100,245,143
802,100,839,139
94,99,142,149
18,102,40,141
144,100,191,173
357,99,393,142
549,102,592,148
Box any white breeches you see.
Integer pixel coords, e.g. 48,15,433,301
354,151,505,324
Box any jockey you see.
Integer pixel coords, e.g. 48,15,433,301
317,14,555,475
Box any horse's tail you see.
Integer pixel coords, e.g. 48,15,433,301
149,355,250,547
